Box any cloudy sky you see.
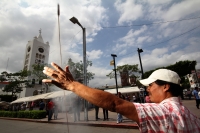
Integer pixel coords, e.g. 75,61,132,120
1,0,200,88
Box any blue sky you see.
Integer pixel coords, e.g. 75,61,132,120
0,0,200,88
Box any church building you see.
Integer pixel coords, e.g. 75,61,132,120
20,29,50,97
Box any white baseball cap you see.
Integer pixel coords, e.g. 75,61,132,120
139,69,181,86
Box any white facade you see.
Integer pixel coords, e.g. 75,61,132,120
20,29,50,98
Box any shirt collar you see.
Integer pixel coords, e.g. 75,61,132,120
160,97,182,105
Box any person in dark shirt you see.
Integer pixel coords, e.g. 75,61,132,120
39,100,45,110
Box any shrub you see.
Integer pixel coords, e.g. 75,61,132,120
0,110,46,119
17,111,25,118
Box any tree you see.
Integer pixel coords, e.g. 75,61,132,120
144,60,195,78
31,64,49,84
31,64,49,93
106,64,140,87
67,58,95,84
143,60,196,89
0,70,32,101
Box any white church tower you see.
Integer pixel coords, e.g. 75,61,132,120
20,29,50,97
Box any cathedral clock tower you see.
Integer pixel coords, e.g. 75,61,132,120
20,29,50,97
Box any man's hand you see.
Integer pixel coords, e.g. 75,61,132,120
42,62,74,90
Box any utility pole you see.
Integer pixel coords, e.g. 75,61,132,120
137,48,144,79
111,54,118,94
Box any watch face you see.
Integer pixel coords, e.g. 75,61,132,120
27,46,31,52
38,48,44,53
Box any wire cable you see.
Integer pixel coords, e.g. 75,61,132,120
145,24,200,48
100,16,200,29
117,24,200,59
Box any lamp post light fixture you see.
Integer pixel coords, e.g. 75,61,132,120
111,54,118,94
137,48,144,79
70,16,88,121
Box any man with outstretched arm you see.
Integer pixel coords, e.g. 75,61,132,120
43,62,200,133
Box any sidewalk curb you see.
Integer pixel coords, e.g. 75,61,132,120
0,117,139,129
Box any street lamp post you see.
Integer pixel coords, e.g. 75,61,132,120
137,48,144,79
137,48,145,102
70,16,88,121
111,54,118,94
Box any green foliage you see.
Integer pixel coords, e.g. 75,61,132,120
4,81,23,93
17,111,26,118
143,60,196,88
31,64,48,81
107,64,140,79
30,64,50,93
67,58,95,82
11,111,17,117
0,70,32,101
143,60,195,78
0,111,11,117
0,110,46,119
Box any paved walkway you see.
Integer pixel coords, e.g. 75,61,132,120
0,99,199,129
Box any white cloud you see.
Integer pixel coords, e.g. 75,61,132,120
163,0,200,20
137,36,150,44
119,49,127,55
147,0,172,5
114,26,147,50
87,66,116,87
0,0,107,72
87,50,103,60
0,0,200,90
114,0,143,25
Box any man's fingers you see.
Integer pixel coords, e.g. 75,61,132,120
65,66,70,73
44,66,56,74
43,66,60,77
43,69,53,77
51,62,65,73
51,80,64,88
42,79,64,89
42,79,53,83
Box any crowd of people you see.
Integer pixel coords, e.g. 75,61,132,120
3,60,200,132
7,86,200,125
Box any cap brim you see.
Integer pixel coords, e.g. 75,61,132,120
139,78,156,86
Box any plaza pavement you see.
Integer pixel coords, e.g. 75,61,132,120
0,99,199,129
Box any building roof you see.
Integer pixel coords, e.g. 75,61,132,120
0,82,9,85
37,29,44,43
105,86,141,94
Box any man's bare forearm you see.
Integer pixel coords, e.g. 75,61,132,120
67,81,139,123
67,81,118,111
